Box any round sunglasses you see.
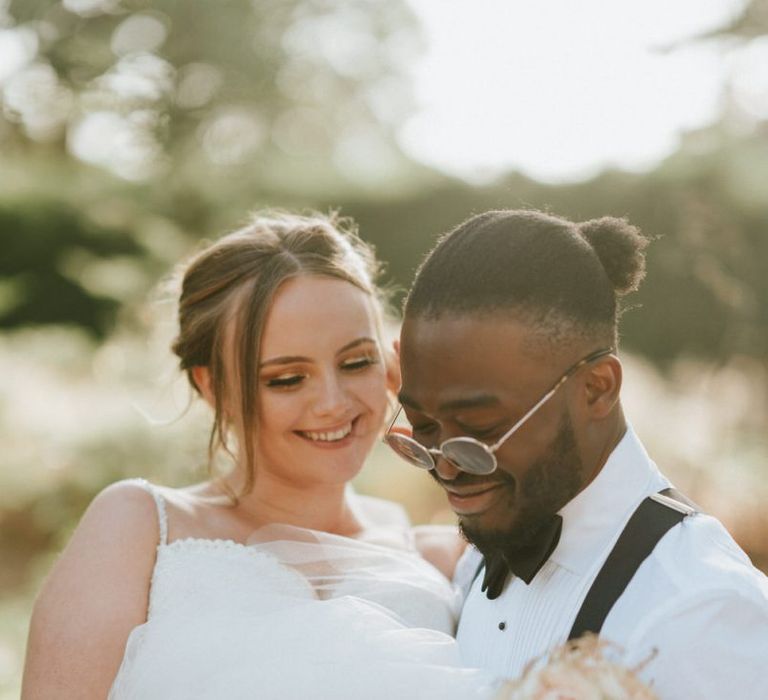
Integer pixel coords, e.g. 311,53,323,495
383,348,614,475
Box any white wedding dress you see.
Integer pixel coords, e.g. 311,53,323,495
108,481,501,699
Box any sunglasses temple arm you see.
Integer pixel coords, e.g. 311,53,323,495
384,404,404,435
488,382,563,451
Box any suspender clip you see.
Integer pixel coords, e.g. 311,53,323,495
649,492,697,517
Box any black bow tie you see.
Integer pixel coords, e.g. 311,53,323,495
479,515,563,600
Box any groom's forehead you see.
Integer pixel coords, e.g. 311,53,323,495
398,314,544,400
400,313,532,361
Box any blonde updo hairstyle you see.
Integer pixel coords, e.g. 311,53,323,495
171,211,388,499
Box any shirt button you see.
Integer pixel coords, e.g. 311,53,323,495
498,621,506,631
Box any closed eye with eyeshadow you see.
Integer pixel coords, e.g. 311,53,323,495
263,351,380,391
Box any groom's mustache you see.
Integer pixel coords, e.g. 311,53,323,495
429,469,515,492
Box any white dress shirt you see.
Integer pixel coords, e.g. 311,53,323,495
455,426,768,699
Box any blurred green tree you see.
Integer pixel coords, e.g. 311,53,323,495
0,0,426,335
2,0,422,191
0,200,146,335
0,0,766,363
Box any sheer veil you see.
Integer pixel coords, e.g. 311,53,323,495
245,522,461,632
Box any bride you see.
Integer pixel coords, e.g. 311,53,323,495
21,212,503,699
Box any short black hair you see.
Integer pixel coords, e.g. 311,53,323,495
404,209,649,349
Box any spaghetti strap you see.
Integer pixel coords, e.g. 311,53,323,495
129,478,168,546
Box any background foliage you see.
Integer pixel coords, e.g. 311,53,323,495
1,1,766,696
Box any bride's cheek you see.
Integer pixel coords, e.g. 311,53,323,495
371,376,391,418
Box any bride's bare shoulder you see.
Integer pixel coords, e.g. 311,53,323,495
22,479,163,697
84,479,164,539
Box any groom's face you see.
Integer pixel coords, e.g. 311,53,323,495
398,314,589,544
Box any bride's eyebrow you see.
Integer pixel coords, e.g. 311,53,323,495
336,337,377,356
259,355,310,369
259,337,377,369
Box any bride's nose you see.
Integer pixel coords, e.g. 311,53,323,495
312,372,350,417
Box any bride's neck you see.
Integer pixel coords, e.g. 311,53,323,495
223,475,361,536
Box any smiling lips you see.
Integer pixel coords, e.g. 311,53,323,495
296,417,357,444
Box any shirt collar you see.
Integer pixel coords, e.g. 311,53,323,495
550,425,670,576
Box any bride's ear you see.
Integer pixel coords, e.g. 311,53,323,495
191,365,216,409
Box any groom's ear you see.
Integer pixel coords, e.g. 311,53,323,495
386,339,401,395
582,355,622,420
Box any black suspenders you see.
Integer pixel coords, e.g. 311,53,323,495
567,488,697,640
470,488,698,640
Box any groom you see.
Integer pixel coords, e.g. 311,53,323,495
388,210,768,698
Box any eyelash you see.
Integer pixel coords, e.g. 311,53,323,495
412,421,438,437
264,354,379,389
265,375,304,388
341,354,379,371
462,424,503,440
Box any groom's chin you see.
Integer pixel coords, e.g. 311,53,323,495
458,517,512,553
459,522,509,557
458,500,540,554
456,499,518,541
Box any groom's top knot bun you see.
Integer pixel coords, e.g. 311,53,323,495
405,208,653,350
578,217,649,297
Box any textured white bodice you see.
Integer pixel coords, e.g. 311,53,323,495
108,481,497,700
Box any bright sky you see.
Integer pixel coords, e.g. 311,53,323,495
399,0,751,183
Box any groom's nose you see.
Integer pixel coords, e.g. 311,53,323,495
432,455,462,482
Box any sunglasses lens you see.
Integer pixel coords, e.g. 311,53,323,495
441,439,496,475
384,433,434,470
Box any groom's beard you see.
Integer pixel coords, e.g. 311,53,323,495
456,413,584,558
